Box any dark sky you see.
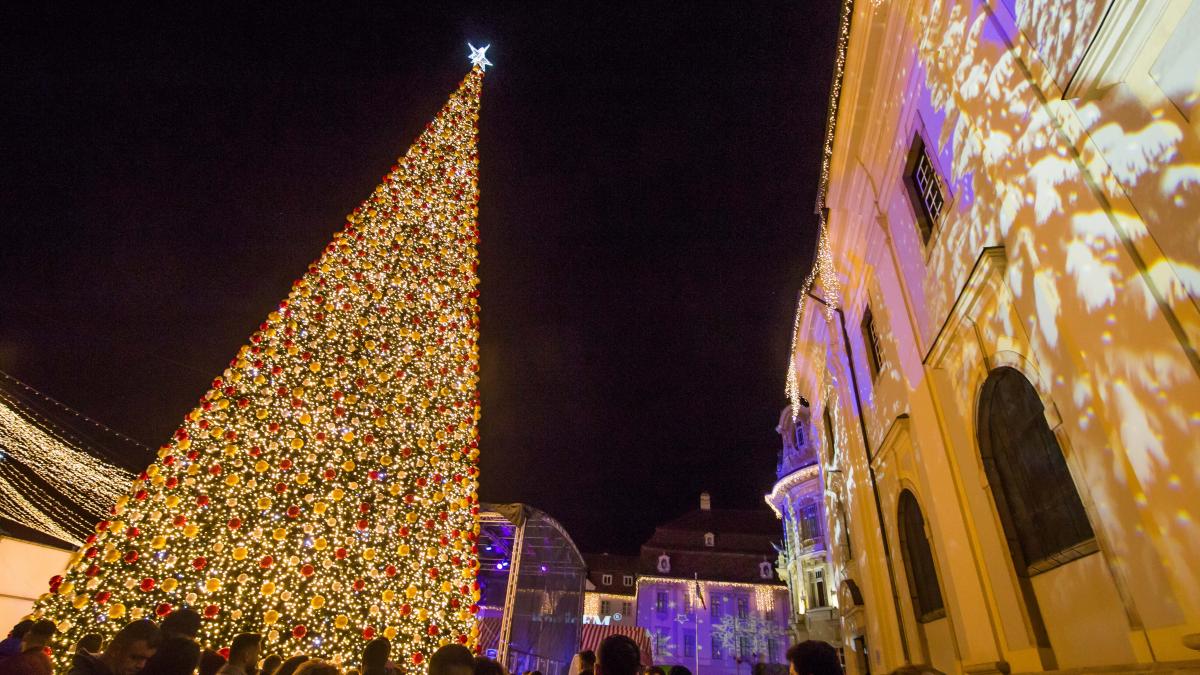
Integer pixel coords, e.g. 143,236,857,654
0,3,836,554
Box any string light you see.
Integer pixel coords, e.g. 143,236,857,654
0,462,90,545
788,0,854,420
33,61,489,671
0,391,133,511
0,370,152,452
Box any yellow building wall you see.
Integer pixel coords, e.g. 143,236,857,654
790,0,1200,671
0,536,72,632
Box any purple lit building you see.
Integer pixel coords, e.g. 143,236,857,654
635,493,790,673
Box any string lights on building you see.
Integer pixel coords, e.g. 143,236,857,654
788,0,855,420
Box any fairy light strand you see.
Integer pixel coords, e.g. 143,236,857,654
0,391,133,510
787,0,854,419
0,370,151,453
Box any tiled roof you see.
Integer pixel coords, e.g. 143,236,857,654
639,506,784,585
583,552,639,592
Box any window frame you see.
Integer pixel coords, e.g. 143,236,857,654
977,367,1098,576
861,305,884,380
897,490,946,623
623,574,634,587
822,404,837,463
902,132,948,246
601,573,612,586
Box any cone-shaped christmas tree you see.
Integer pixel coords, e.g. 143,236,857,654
34,61,486,669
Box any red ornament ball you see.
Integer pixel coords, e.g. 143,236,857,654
155,603,172,617
292,625,307,640
204,604,220,619
139,578,156,592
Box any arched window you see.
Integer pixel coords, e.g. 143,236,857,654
897,490,944,622
977,367,1095,574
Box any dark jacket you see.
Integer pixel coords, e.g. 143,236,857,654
140,636,201,675
66,651,114,675
0,648,54,675
0,638,24,659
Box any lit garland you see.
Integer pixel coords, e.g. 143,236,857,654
787,0,854,420
32,61,488,671
0,461,90,544
0,370,151,452
0,390,133,510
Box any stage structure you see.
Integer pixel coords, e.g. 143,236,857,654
475,504,586,675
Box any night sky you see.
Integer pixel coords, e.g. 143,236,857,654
0,3,837,554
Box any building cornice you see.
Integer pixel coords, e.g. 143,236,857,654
764,463,822,517
635,574,786,592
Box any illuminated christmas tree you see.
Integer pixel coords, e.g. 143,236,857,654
34,48,492,670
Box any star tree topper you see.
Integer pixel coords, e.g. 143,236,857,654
468,43,492,71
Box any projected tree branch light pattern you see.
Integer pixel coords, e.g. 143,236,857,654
30,64,487,669
786,0,1200,664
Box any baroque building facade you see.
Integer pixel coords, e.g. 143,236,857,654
635,493,791,674
765,406,840,645
786,0,1200,674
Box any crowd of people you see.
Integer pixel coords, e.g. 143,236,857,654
1,614,935,675
0,612,480,675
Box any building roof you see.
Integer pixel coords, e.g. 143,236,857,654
646,507,780,553
583,552,639,594
639,499,784,585
0,516,78,551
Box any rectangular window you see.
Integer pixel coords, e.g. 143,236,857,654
623,574,634,587
767,639,778,664
823,405,837,461
601,573,612,586
711,637,723,660
800,502,821,542
737,596,749,619
809,568,828,608
600,600,610,616
738,636,751,660
861,306,883,379
621,601,631,616
654,630,669,657
656,591,669,614
683,632,695,658
904,135,947,244
710,596,720,619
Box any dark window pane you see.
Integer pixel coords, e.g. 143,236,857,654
979,367,1095,573
898,490,944,621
